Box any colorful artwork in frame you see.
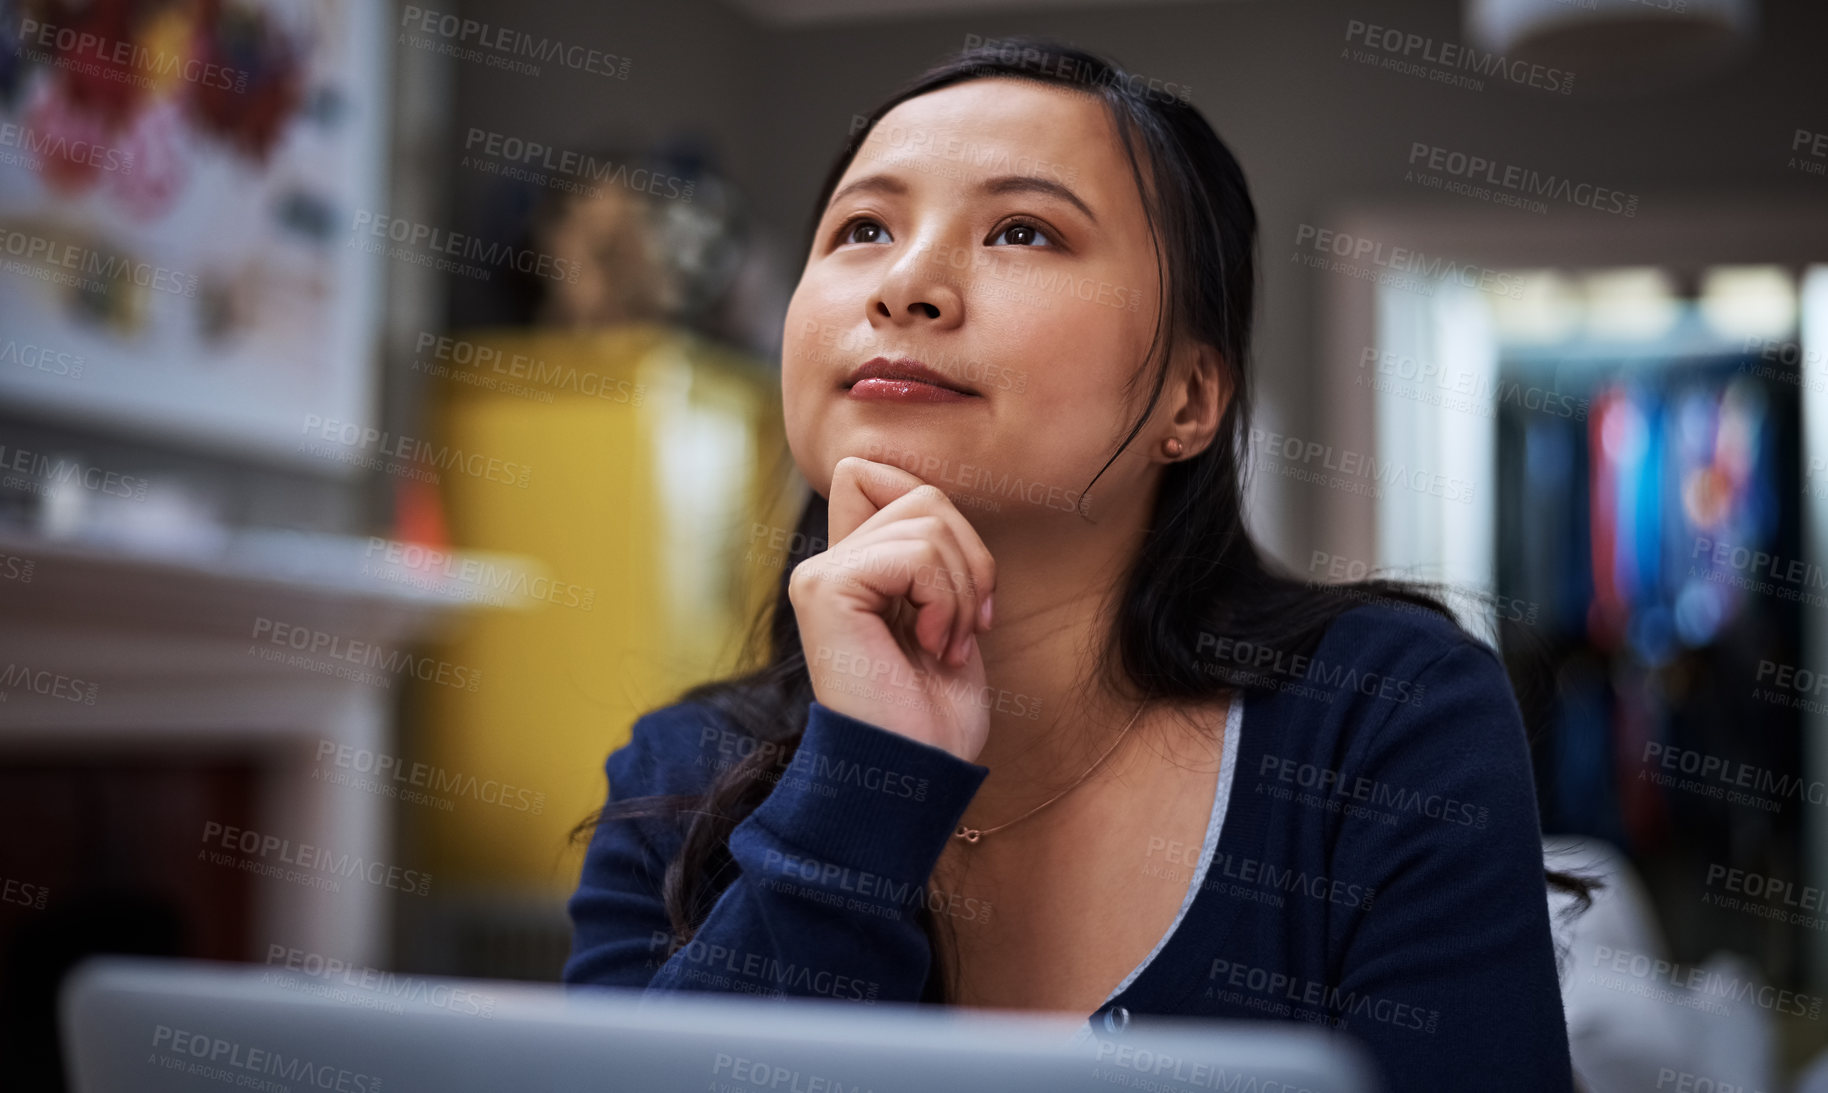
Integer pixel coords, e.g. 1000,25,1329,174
0,0,388,472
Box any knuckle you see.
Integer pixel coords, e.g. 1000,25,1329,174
788,557,823,595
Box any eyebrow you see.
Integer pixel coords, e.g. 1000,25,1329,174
827,172,1098,225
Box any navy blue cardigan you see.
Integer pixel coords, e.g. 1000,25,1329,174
563,602,1574,1091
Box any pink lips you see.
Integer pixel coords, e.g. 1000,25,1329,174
843,356,978,403
848,378,974,403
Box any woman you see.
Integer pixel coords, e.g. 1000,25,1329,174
565,36,1588,1091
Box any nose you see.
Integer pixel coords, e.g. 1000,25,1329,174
868,243,964,332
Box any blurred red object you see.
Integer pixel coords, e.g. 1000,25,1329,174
393,474,451,555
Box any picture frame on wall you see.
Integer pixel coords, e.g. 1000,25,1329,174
0,0,389,474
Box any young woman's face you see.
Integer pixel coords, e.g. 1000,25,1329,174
781,77,1176,522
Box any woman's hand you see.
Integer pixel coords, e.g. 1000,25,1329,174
788,457,998,763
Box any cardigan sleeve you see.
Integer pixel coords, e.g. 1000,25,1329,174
562,700,989,1003
1324,639,1574,1091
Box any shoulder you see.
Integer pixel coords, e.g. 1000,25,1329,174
605,698,740,801
1307,598,1512,719
1239,598,1526,790
1307,600,1536,815
1312,598,1498,680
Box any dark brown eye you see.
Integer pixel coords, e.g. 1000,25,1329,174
990,220,1052,247
841,218,890,244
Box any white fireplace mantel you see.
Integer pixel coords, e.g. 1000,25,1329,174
0,525,536,969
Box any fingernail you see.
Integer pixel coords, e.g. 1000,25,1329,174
979,593,994,630
961,634,977,662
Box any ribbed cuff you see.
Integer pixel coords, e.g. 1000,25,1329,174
742,701,989,882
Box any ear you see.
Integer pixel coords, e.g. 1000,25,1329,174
1167,341,1230,459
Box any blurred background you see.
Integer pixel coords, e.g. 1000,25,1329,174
0,0,1825,1089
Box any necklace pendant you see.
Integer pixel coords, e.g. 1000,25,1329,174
954,825,981,843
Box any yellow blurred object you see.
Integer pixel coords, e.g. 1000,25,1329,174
407,323,796,895
139,7,199,100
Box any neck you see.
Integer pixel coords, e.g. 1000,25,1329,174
959,481,1158,816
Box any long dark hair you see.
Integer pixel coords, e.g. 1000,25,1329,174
571,36,1598,1002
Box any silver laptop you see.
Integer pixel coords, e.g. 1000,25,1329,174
60,955,1379,1093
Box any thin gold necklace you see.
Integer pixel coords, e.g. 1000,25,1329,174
952,699,1149,843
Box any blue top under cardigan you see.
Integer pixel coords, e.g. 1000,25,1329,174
563,601,1575,1091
